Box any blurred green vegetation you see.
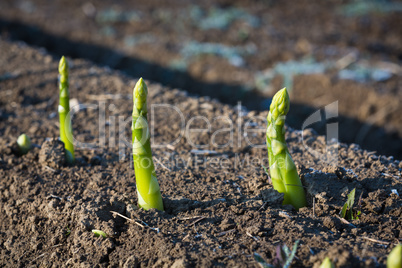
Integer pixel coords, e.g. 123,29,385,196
338,0,402,16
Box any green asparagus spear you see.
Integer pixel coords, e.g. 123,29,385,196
266,88,306,209
58,56,75,164
320,257,335,268
132,78,164,211
92,229,108,238
387,244,402,268
17,133,32,155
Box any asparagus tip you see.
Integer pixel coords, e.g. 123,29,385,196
134,77,148,97
59,56,68,74
17,133,31,155
387,244,402,268
133,78,148,111
270,87,289,118
319,257,335,268
92,229,108,238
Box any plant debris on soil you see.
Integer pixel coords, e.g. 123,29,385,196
0,39,401,267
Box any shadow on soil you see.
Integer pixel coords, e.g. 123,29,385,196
1,19,401,159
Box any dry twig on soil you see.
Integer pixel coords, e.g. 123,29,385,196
110,210,159,232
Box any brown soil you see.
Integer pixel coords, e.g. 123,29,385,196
0,0,401,158
1,39,401,267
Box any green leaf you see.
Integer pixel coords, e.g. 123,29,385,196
262,165,269,175
340,188,357,220
254,240,299,268
284,240,299,268
65,227,71,236
355,210,361,220
346,188,356,208
253,253,274,268
282,244,291,258
340,202,348,219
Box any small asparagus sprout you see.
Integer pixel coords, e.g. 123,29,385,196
58,56,75,163
254,240,300,268
132,78,164,211
340,188,361,220
266,88,306,209
17,133,31,155
320,257,335,268
387,244,402,268
92,229,108,238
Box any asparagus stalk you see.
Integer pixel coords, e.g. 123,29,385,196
132,78,164,211
320,257,335,268
266,88,306,209
387,244,402,268
58,56,75,164
16,133,32,155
